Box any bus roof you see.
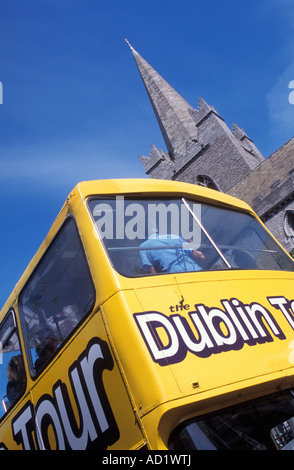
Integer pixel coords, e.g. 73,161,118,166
75,178,253,213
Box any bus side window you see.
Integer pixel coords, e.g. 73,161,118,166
0,312,26,419
19,218,95,376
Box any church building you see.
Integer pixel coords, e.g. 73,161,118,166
127,42,294,255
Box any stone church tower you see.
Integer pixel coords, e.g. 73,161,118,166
127,42,294,254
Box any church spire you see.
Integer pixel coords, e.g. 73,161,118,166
126,40,198,157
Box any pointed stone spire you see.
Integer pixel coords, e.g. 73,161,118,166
126,40,198,158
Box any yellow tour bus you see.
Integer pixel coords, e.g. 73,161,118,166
1,178,294,451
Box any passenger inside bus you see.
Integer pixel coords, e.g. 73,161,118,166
6,355,25,407
139,233,206,274
33,305,80,373
34,328,59,372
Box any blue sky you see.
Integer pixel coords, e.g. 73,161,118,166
0,0,294,308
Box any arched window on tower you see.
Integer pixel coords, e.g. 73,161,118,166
195,175,219,191
284,210,294,244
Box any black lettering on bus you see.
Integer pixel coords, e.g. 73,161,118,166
11,338,119,450
134,297,286,366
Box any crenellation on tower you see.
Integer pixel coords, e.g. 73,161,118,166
232,123,264,168
139,145,173,176
190,97,224,126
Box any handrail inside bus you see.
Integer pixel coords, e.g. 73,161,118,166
182,197,232,268
107,245,277,253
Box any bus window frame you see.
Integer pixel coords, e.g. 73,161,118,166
18,215,96,380
87,195,294,278
0,309,27,422
87,195,228,277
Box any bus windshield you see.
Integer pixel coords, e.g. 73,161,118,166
89,197,294,277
